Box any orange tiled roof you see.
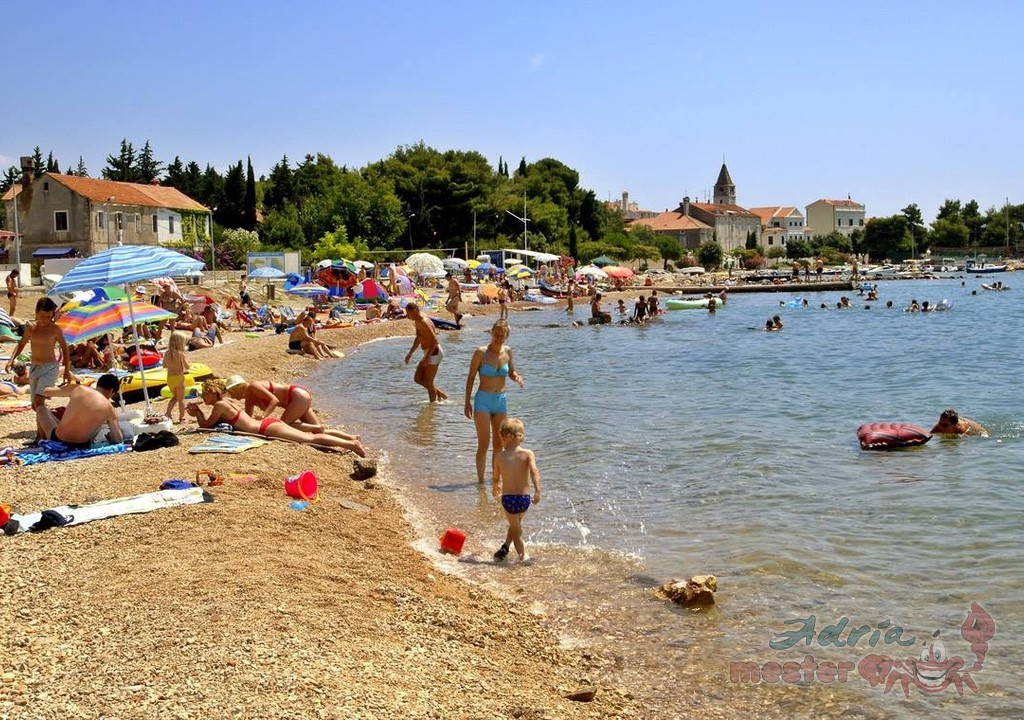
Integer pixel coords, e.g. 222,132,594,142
689,201,758,218
749,206,801,225
813,198,863,209
632,212,712,232
48,173,208,211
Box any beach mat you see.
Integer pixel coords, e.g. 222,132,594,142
188,433,269,454
3,486,212,535
1,442,132,467
0,398,32,413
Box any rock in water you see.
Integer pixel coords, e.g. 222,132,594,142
655,574,718,608
351,458,378,481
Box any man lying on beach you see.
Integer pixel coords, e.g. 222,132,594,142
37,374,123,448
931,409,989,437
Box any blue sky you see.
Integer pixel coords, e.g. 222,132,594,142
3,1,1022,222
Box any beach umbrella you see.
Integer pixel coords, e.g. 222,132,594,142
475,262,496,275
249,265,287,279
576,265,608,280
505,265,533,279
49,245,204,414
352,260,375,270
603,265,634,279
286,282,331,297
334,260,359,273
0,307,15,329
405,253,445,276
57,299,176,345
466,259,481,269
590,255,618,268
442,257,468,271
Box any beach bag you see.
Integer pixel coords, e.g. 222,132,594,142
133,431,180,452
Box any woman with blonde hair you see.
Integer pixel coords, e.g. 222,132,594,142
187,378,366,456
463,319,524,483
223,375,360,441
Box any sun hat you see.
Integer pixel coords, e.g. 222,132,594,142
224,375,246,391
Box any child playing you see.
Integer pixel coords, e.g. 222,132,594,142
4,297,73,441
163,331,190,423
492,417,541,563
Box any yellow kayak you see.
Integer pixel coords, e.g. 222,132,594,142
119,362,214,395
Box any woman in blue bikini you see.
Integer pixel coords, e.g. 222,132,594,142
464,320,525,483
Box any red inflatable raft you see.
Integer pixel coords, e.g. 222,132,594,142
857,422,932,450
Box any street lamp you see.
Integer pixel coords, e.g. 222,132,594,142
12,188,20,268
407,212,416,251
210,206,218,275
506,194,531,252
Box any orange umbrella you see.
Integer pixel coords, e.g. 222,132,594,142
603,265,634,279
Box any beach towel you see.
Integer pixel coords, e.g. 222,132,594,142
0,397,32,413
3,486,211,536
1,442,132,468
188,434,269,454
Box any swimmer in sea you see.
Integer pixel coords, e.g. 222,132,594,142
931,409,989,437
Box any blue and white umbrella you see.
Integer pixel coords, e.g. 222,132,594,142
49,245,204,413
50,245,204,294
286,282,330,297
248,265,287,279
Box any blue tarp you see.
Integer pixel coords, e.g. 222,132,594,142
31,246,78,259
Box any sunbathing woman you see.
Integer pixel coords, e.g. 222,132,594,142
288,315,332,359
187,378,366,456
223,374,360,441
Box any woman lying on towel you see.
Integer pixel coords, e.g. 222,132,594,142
222,374,359,441
187,378,366,456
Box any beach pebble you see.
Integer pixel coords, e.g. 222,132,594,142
350,458,378,481
564,685,598,702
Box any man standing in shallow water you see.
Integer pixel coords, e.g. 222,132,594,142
404,302,447,402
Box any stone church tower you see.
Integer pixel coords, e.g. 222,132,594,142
713,162,736,205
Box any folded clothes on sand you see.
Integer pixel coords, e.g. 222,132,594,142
188,433,268,454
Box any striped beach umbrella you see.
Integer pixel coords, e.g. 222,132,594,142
50,245,204,294
286,282,331,297
49,246,203,413
57,300,176,344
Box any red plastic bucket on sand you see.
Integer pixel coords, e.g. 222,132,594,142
439,528,466,555
0,504,10,526
284,471,318,502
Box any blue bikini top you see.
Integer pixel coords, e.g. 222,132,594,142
479,348,509,378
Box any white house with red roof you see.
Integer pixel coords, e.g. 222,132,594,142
748,206,810,250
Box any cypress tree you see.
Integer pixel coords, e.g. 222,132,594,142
243,156,258,230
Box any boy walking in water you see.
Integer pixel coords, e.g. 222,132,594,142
404,302,447,402
4,297,74,441
492,417,541,563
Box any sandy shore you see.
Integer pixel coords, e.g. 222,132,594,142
1,286,812,719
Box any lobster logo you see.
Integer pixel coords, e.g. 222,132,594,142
858,602,995,697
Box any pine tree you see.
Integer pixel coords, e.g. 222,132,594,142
165,156,185,188
222,161,246,228
137,140,164,183
31,147,44,175
76,156,89,177
103,139,137,182
243,156,257,230
46,152,59,172
516,156,528,177
263,155,293,213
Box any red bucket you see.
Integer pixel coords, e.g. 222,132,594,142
439,528,466,555
284,471,318,501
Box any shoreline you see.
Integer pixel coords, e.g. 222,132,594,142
2,291,878,718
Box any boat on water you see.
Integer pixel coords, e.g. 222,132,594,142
966,262,1008,274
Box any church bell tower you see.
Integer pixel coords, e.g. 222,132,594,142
713,162,736,205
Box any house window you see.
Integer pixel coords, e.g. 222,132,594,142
152,214,158,232
859,218,864,226
97,211,105,229
116,212,124,230
768,237,774,246
169,216,176,234
781,238,787,245
849,218,854,226
54,211,69,232
43,182,49,192
135,214,141,232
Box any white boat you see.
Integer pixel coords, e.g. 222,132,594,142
965,261,1008,274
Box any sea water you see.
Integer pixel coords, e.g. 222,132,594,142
308,278,1022,718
